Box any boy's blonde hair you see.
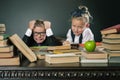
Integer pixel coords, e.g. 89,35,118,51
33,20,45,28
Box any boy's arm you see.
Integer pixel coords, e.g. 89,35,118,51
23,29,33,46
22,20,35,46
24,20,36,37
22,35,31,46
46,28,53,37
44,21,53,36
29,20,36,30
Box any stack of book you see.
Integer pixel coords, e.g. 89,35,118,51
0,24,20,66
45,53,80,64
0,24,6,34
100,24,120,63
80,50,108,63
30,45,81,60
30,45,74,59
45,48,81,64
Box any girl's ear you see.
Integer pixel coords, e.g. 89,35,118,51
86,23,90,27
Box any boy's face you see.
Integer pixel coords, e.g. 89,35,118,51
33,26,46,44
71,18,87,36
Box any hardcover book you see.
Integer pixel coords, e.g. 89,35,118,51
102,33,120,39
0,34,9,40
0,24,6,32
0,56,20,66
9,34,37,62
104,49,120,58
81,51,108,59
30,45,71,51
101,24,120,35
0,51,14,58
0,28,6,32
0,40,8,47
109,53,120,58
102,38,120,43
109,56,120,63
81,63,108,67
102,42,120,50
0,24,5,28
81,56,108,63
34,51,51,59
45,53,80,64
0,46,13,52
0,35,4,40
53,49,81,54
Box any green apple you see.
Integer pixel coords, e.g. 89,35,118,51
84,40,96,52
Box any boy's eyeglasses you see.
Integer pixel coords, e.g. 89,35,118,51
33,32,46,36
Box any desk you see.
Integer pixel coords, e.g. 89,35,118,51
0,59,120,80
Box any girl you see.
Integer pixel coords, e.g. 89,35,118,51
64,6,94,45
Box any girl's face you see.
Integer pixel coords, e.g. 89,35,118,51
33,26,46,43
71,18,87,36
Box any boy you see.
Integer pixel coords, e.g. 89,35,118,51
23,19,62,47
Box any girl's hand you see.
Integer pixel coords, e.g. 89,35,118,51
63,41,71,46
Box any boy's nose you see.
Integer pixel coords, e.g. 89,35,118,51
37,34,42,37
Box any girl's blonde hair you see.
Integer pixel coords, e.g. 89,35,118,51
71,5,93,23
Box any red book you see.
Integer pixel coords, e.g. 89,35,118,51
100,24,120,35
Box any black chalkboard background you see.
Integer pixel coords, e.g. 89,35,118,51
0,0,119,42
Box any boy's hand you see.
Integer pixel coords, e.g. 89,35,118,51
29,20,36,30
44,21,51,29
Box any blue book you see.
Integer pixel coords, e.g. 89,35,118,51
109,56,120,63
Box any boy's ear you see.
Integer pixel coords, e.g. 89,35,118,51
86,23,90,27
